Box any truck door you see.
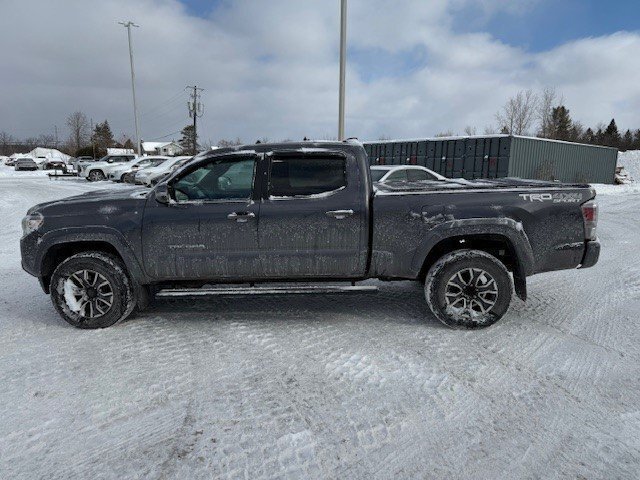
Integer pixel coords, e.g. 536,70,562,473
141,154,260,280
257,151,367,278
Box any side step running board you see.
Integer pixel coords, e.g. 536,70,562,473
156,284,379,298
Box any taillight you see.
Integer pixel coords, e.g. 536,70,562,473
581,201,598,240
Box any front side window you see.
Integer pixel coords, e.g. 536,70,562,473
172,157,255,202
269,157,346,197
370,169,389,182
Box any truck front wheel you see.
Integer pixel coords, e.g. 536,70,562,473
424,249,513,329
50,252,136,328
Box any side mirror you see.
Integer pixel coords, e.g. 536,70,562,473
154,183,171,204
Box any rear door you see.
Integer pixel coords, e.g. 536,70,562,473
257,151,367,278
141,154,261,280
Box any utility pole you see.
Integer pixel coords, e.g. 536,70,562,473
54,125,58,148
90,118,96,159
338,0,348,141
118,21,141,156
186,85,204,155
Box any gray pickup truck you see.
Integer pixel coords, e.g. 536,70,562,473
20,140,600,329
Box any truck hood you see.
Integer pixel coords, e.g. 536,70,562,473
28,188,149,215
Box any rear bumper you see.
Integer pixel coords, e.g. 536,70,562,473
579,240,600,269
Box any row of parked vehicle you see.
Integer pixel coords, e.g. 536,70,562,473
74,154,193,186
1,155,66,171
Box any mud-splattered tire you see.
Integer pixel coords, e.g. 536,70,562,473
425,249,513,329
50,252,136,329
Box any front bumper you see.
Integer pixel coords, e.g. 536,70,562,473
579,240,600,269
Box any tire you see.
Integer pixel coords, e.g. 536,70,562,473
424,249,513,329
49,251,136,329
87,169,105,182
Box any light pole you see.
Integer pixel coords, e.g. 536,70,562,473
338,0,347,141
119,21,141,156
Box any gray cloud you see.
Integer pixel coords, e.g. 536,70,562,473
1,0,639,145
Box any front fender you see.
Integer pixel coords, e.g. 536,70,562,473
32,226,147,284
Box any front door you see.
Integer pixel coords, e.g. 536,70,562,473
141,154,261,280
257,152,367,278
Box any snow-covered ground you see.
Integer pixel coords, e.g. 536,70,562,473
1,169,640,479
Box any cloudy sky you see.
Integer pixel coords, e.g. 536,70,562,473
2,0,640,145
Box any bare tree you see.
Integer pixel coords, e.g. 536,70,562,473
0,131,14,156
217,138,243,147
464,126,477,136
37,134,55,147
435,130,454,137
537,87,559,138
495,89,538,135
66,111,89,152
483,125,498,135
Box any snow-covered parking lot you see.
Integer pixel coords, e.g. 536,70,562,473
1,170,640,479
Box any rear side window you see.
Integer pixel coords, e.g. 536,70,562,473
386,170,408,182
407,169,434,181
270,157,347,197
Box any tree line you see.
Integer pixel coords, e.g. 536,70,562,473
488,88,637,151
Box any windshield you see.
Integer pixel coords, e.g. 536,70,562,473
370,169,389,182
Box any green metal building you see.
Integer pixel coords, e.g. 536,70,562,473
363,135,618,184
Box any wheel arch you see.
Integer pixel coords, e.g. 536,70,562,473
415,220,534,301
37,229,147,294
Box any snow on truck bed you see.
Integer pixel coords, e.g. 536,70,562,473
1,171,640,479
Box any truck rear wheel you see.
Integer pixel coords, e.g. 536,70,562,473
424,249,513,329
50,252,136,329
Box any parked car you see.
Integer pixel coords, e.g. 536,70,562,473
108,156,169,182
134,156,191,186
14,157,39,171
79,154,138,181
5,157,17,167
370,165,445,183
20,140,600,329
146,156,194,186
0,155,11,166
41,158,67,170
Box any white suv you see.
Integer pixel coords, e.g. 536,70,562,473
108,156,169,182
80,154,138,181
370,165,445,183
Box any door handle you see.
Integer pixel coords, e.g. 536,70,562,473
325,209,354,220
227,211,256,223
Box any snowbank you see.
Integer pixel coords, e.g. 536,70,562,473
618,150,640,182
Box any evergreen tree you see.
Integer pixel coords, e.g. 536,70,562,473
581,128,595,144
621,129,633,151
603,119,621,148
633,129,640,150
92,120,115,152
179,125,198,153
549,106,572,141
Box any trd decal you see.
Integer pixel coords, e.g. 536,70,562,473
519,193,582,203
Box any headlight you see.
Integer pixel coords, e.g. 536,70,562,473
22,212,44,237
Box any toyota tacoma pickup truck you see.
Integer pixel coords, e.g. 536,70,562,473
20,140,600,329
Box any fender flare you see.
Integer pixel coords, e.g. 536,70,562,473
412,218,535,300
36,226,147,285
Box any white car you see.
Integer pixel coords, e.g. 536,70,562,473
370,165,445,183
80,154,138,181
107,156,170,182
134,156,192,186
